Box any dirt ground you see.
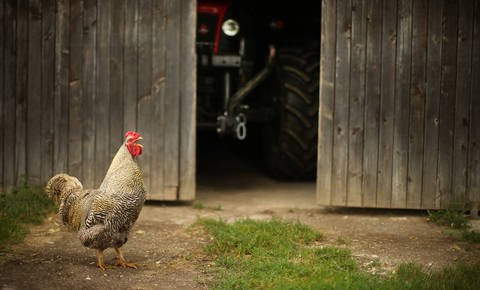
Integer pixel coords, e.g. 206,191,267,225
1,142,480,289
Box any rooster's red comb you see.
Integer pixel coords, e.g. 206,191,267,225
125,131,141,140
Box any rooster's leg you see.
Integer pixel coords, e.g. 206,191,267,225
115,248,138,269
96,250,113,271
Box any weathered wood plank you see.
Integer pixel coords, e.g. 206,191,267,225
137,0,153,194
81,0,96,188
331,0,351,206
377,0,397,208
123,0,138,133
41,0,55,184
391,0,412,208
95,0,110,185
407,0,427,209
468,0,480,204
3,0,16,190
363,0,382,207
0,0,4,190
163,0,182,198
438,0,458,207
109,0,125,160
422,0,443,209
15,0,28,185
68,0,84,179
150,0,167,200
178,0,197,201
317,0,336,205
452,0,474,206
54,0,69,175
27,0,43,185
347,0,366,207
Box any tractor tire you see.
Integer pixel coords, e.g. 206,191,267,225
264,46,319,180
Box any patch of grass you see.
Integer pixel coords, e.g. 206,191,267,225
193,201,223,211
0,184,55,249
388,262,480,290
462,230,480,244
427,209,480,244
200,218,480,289
427,209,470,229
193,201,205,210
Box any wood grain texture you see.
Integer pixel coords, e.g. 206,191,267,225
150,0,167,200
347,0,366,206
15,0,28,185
54,0,69,175
363,0,382,207
0,0,4,190
407,0,427,208
391,0,412,208
317,0,336,205
438,0,458,207
377,0,397,208
452,0,473,205
123,0,138,133
95,0,111,186
178,0,197,200
422,0,443,209
68,0,83,180
468,0,480,203
331,0,351,206
109,0,125,161
27,0,43,185
41,0,55,184
3,0,16,190
81,0,96,188
137,0,153,193
163,0,181,197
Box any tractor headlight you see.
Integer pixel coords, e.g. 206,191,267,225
222,19,240,36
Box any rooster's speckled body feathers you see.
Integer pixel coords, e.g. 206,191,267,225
45,131,146,269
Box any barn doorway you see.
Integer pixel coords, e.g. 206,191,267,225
195,0,321,201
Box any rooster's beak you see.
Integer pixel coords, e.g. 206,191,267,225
136,137,143,148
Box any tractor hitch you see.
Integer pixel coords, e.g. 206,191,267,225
216,46,276,140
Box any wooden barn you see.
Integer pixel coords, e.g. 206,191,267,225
0,0,196,201
0,0,479,211
317,0,480,210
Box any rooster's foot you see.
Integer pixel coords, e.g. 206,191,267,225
115,247,138,269
96,250,114,271
116,260,138,269
97,261,115,271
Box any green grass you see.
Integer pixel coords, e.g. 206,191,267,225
192,201,223,211
427,209,470,230
199,218,480,290
0,184,55,249
193,201,205,210
427,209,480,244
462,230,480,244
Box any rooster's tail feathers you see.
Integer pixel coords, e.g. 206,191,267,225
45,174,83,205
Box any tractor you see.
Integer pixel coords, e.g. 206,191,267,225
196,0,320,179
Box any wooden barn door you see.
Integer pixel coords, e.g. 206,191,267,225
317,0,480,209
0,0,196,201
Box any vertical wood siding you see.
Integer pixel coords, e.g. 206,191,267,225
0,0,196,201
318,0,480,209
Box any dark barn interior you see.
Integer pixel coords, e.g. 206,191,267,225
196,0,321,192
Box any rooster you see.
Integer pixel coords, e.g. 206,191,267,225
45,131,146,270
